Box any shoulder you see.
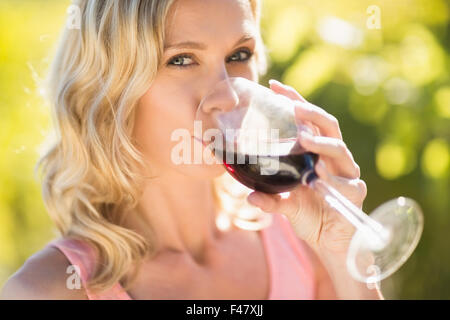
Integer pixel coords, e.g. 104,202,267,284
0,244,88,300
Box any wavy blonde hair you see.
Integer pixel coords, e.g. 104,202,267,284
36,0,271,294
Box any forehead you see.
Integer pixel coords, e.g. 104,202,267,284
165,0,256,44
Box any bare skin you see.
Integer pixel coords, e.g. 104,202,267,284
1,0,381,300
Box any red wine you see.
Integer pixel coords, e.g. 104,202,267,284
216,149,319,194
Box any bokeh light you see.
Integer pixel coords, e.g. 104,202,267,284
421,138,450,179
375,142,414,180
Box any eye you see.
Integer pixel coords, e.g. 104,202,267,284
227,48,253,63
166,54,197,68
166,48,254,69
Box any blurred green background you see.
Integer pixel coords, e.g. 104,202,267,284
0,0,449,299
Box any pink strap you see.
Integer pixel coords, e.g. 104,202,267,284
47,238,130,300
277,214,317,284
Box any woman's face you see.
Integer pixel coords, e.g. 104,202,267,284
134,0,260,180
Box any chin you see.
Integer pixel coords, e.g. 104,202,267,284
165,137,227,179
168,154,226,179
186,162,226,180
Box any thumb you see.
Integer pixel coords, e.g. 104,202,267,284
247,191,281,212
247,190,300,221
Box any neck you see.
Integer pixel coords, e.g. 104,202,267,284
123,170,223,264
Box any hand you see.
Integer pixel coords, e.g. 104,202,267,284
247,79,367,256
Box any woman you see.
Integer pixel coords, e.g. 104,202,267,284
1,0,382,300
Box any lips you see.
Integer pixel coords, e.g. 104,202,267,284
193,136,216,156
193,135,209,147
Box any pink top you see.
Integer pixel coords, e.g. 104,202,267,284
45,213,317,300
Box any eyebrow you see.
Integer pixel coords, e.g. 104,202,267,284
164,34,256,51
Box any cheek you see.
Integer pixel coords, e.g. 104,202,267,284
133,94,225,178
133,88,198,163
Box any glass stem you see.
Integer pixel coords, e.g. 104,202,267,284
308,178,391,250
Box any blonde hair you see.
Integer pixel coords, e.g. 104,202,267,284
36,0,270,294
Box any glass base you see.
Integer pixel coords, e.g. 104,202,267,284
346,197,424,283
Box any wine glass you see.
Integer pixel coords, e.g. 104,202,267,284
193,76,424,284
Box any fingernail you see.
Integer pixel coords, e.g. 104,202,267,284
268,79,282,86
248,192,263,206
315,160,326,177
318,159,326,168
299,131,313,141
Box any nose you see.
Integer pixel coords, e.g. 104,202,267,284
200,74,240,115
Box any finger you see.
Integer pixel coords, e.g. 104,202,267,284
315,160,367,205
247,191,282,213
268,80,321,136
304,120,321,136
299,132,360,179
294,101,343,140
247,190,301,218
268,79,307,102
